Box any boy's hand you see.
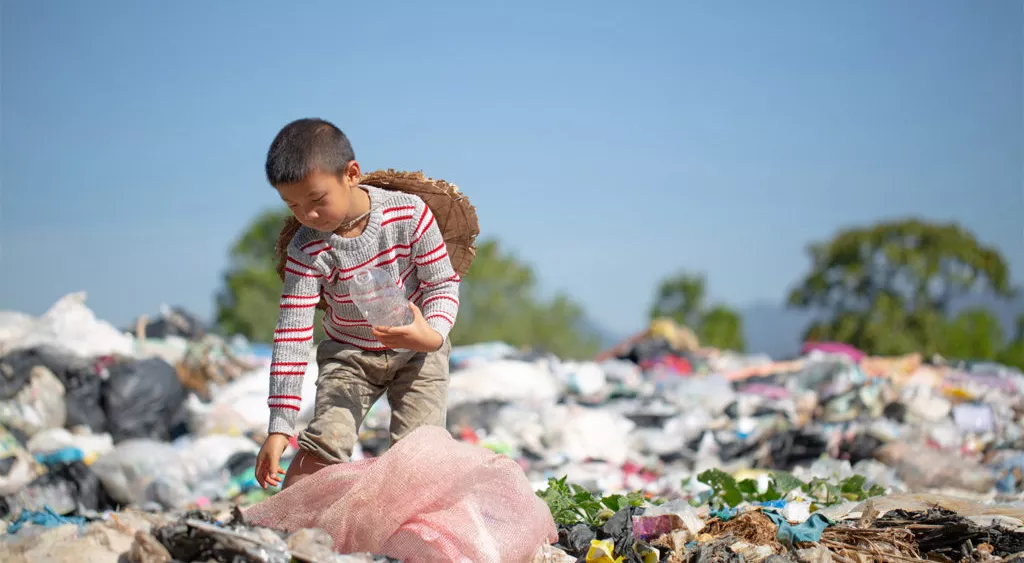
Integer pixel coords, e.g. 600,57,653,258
372,303,443,352
255,433,290,489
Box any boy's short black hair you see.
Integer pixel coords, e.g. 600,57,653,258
265,118,356,186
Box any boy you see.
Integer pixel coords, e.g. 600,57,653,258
254,118,460,489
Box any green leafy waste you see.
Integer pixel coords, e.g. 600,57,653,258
536,476,659,527
697,469,886,509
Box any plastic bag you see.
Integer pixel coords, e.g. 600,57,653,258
545,405,636,465
90,439,192,508
0,311,36,351
447,359,561,408
102,357,189,443
556,361,609,401
0,426,46,496
1,345,108,432
663,374,736,415
174,434,260,481
2,461,115,516
0,366,66,437
26,427,114,460
243,426,557,562
0,293,135,357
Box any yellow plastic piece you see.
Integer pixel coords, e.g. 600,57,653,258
585,539,624,563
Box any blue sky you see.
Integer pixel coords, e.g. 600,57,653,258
2,0,1021,337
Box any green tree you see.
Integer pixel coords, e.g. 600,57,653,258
216,208,326,344
699,305,746,352
650,273,707,328
997,314,1024,371
788,219,1014,356
449,240,600,359
648,272,746,351
216,211,600,358
942,308,1005,361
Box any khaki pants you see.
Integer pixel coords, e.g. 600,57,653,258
296,338,452,464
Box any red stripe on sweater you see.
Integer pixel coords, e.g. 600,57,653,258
412,215,435,244
268,395,302,401
324,290,353,304
426,313,455,326
285,268,321,278
270,370,306,376
412,206,429,238
287,257,318,271
327,243,413,275
301,239,326,250
417,241,446,260
326,306,371,327
268,404,300,412
423,294,459,307
274,325,314,333
323,324,388,350
325,251,413,283
420,274,460,287
383,205,416,214
381,214,414,227
416,252,448,267
400,263,416,283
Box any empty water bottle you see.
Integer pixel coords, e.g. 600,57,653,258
349,266,414,328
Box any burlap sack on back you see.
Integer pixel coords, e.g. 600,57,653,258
274,169,479,310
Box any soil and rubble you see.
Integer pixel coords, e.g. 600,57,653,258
1,292,1022,562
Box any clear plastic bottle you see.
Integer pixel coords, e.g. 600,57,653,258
349,266,414,328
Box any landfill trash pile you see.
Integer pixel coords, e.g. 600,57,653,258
0,295,1022,562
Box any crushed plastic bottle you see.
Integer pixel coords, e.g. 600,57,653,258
349,267,414,328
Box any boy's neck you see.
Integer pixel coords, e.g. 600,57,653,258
334,185,372,238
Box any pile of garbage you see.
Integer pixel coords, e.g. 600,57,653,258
536,472,1024,562
0,293,1022,562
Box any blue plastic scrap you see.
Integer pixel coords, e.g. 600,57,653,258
7,506,88,534
762,510,832,544
34,447,84,467
711,507,738,521
992,452,1024,494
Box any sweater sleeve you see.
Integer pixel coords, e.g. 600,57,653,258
410,199,461,343
267,241,324,436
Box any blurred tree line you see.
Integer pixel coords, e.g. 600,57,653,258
648,272,746,352
216,209,1022,368
787,219,1023,369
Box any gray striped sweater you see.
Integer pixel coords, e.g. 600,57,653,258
267,185,461,435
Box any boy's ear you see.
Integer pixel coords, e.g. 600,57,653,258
344,160,362,184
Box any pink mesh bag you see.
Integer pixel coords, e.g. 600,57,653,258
243,426,557,562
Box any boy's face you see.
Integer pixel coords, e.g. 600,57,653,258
276,162,363,233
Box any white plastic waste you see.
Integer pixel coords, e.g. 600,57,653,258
544,405,635,466
447,359,561,408
27,427,115,460
0,293,135,357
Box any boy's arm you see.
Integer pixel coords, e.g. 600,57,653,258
410,199,460,343
267,243,324,436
